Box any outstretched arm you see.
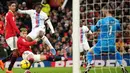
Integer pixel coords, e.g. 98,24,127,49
46,19,55,34
19,38,38,46
17,9,33,15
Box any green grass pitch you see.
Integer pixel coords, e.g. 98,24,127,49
0,67,129,73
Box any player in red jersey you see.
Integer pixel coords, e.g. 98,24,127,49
18,28,66,73
0,1,20,73
0,16,4,35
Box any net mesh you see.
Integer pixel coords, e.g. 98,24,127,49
80,0,130,73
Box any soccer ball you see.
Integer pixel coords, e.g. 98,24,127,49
20,60,30,69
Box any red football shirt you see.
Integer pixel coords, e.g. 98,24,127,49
0,21,4,35
5,10,20,39
17,36,36,56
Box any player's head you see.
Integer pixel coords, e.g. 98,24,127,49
8,1,17,12
34,3,42,13
101,3,115,17
20,28,27,37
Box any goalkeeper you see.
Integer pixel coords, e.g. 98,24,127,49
84,4,128,73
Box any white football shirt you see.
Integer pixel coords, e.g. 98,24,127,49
18,10,48,30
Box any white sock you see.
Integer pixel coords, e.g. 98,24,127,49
42,36,54,49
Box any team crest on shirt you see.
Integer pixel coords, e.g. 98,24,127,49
109,20,115,25
22,39,26,42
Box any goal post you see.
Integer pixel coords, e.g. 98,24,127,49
72,0,81,73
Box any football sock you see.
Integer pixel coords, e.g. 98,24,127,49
42,36,53,48
85,64,92,72
86,52,93,64
46,55,64,61
8,55,17,71
46,56,54,61
115,52,123,65
8,50,19,71
2,53,13,63
54,56,64,61
42,36,56,55
27,58,34,69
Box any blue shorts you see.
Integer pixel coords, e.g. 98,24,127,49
92,40,117,55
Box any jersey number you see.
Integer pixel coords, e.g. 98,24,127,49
109,25,112,35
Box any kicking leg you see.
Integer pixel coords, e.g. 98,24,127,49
23,54,34,73
24,58,34,73
42,36,56,55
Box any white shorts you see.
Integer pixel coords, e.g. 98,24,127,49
22,51,41,62
80,42,90,52
6,36,17,51
27,27,45,40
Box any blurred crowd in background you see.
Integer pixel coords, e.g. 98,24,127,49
0,0,129,58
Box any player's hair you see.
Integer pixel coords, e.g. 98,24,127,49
102,3,115,15
20,28,27,32
34,2,42,8
7,1,17,6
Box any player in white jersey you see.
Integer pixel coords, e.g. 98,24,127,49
17,3,56,55
80,24,92,52
80,24,92,68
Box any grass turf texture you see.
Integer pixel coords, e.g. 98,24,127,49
0,67,129,73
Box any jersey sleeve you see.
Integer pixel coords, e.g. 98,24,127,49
19,38,37,46
116,20,121,31
7,13,20,34
91,19,101,32
18,9,34,15
84,26,92,34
